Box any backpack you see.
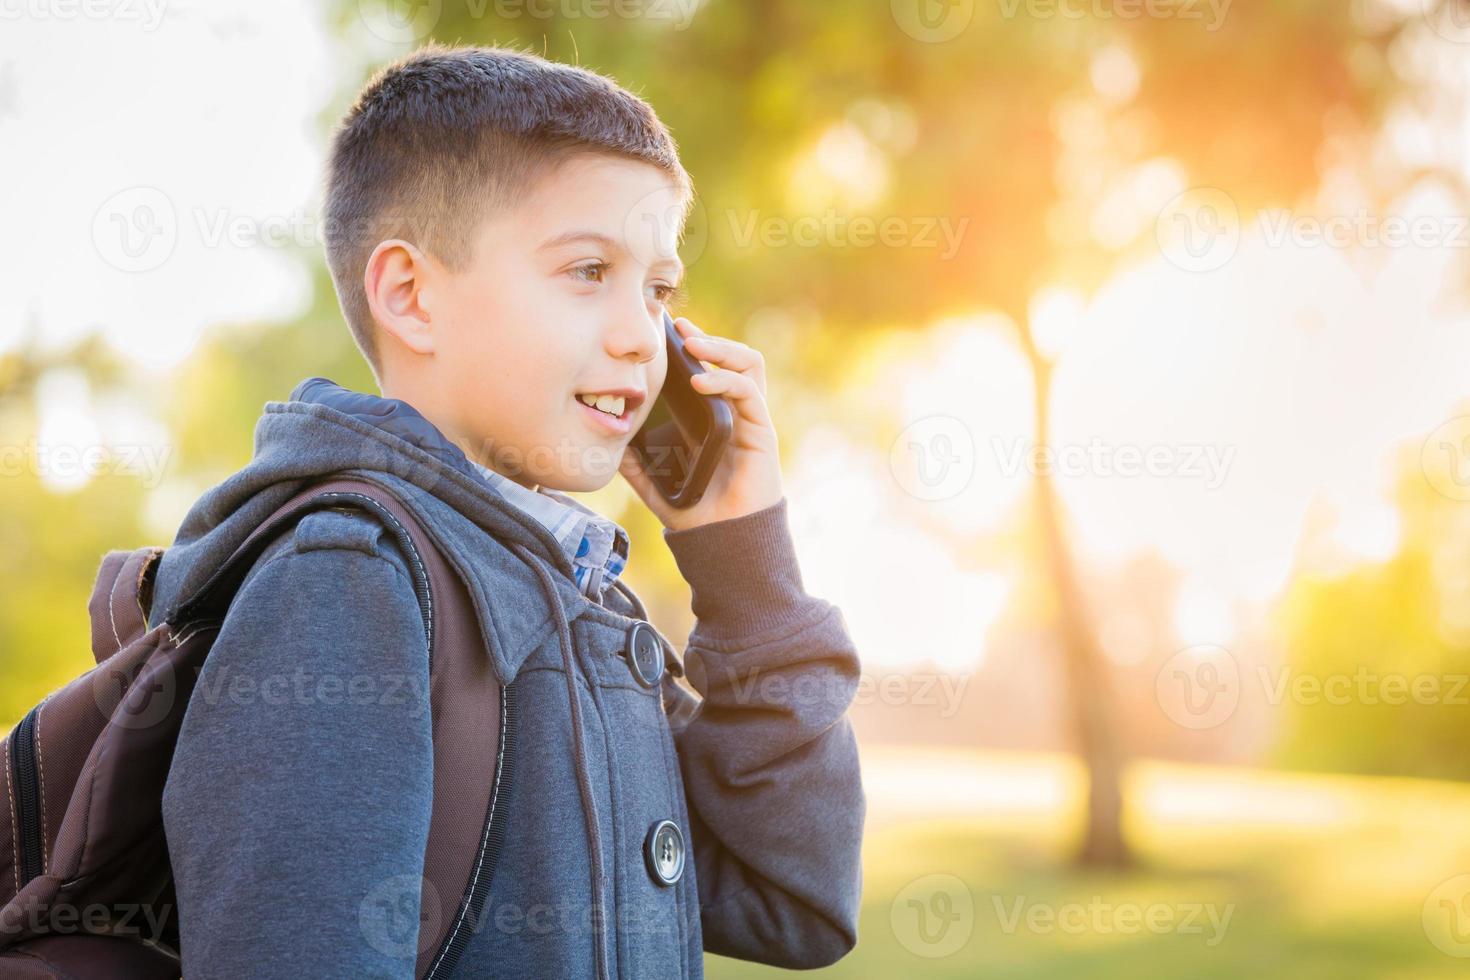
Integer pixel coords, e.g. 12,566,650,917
0,476,513,979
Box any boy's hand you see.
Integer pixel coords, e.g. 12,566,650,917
619,316,784,532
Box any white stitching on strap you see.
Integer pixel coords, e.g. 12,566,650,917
4,737,18,895
33,705,46,875
424,684,508,979
107,556,127,651
328,491,434,650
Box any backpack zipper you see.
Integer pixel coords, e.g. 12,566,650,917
8,704,44,888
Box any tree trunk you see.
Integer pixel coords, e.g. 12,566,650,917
1023,329,1132,869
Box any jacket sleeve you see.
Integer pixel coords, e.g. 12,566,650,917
161,511,435,979
660,496,866,969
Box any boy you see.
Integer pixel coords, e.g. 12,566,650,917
145,43,865,978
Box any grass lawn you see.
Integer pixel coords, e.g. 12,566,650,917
707,745,1470,979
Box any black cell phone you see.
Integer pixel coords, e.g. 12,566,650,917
628,310,734,509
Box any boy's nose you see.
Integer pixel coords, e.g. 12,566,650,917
606,307,662,363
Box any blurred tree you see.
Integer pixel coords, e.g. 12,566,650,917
327,0,1453,866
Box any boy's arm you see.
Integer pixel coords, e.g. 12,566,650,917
661,497,865,969
161,510,434,979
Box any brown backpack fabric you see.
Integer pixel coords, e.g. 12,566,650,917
0,476,509,979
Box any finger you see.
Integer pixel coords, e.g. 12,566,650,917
691,367,772,428
681,333,766,392
619,447,671,519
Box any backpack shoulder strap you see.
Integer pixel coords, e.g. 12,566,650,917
87,547,165,665
168,476,507,979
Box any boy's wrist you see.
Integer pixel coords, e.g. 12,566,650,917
662,495,813,642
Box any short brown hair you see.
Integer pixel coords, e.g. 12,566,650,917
323,43,693,376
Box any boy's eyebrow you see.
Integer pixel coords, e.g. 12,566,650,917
539,229,685,283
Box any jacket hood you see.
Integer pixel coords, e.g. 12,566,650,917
148,380,601,685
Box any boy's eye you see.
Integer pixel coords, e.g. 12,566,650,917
571,262,609,284
651,281,688,309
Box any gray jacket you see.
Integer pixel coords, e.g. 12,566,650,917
146,389,866,978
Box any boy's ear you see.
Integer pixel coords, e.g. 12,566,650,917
364,238,437,356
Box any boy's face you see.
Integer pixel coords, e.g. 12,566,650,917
411,153,685,493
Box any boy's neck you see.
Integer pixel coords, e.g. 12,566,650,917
378,377,541,494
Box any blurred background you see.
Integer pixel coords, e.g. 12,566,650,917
6,0,1470,975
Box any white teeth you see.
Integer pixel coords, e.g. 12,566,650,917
578,393,625,416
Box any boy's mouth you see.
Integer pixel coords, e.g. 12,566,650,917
574,387,645,435
574,388,645,419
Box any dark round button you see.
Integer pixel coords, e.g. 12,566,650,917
644,819,685,886
624,620,665,689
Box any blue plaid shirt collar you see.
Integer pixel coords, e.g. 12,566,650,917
289,377,630,601
466,459,630,601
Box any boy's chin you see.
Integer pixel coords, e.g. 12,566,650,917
539,464,619,495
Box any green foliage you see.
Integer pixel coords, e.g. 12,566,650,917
1276,448,1470,780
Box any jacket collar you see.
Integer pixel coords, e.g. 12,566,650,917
289,377,630,601
150,393,608,686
